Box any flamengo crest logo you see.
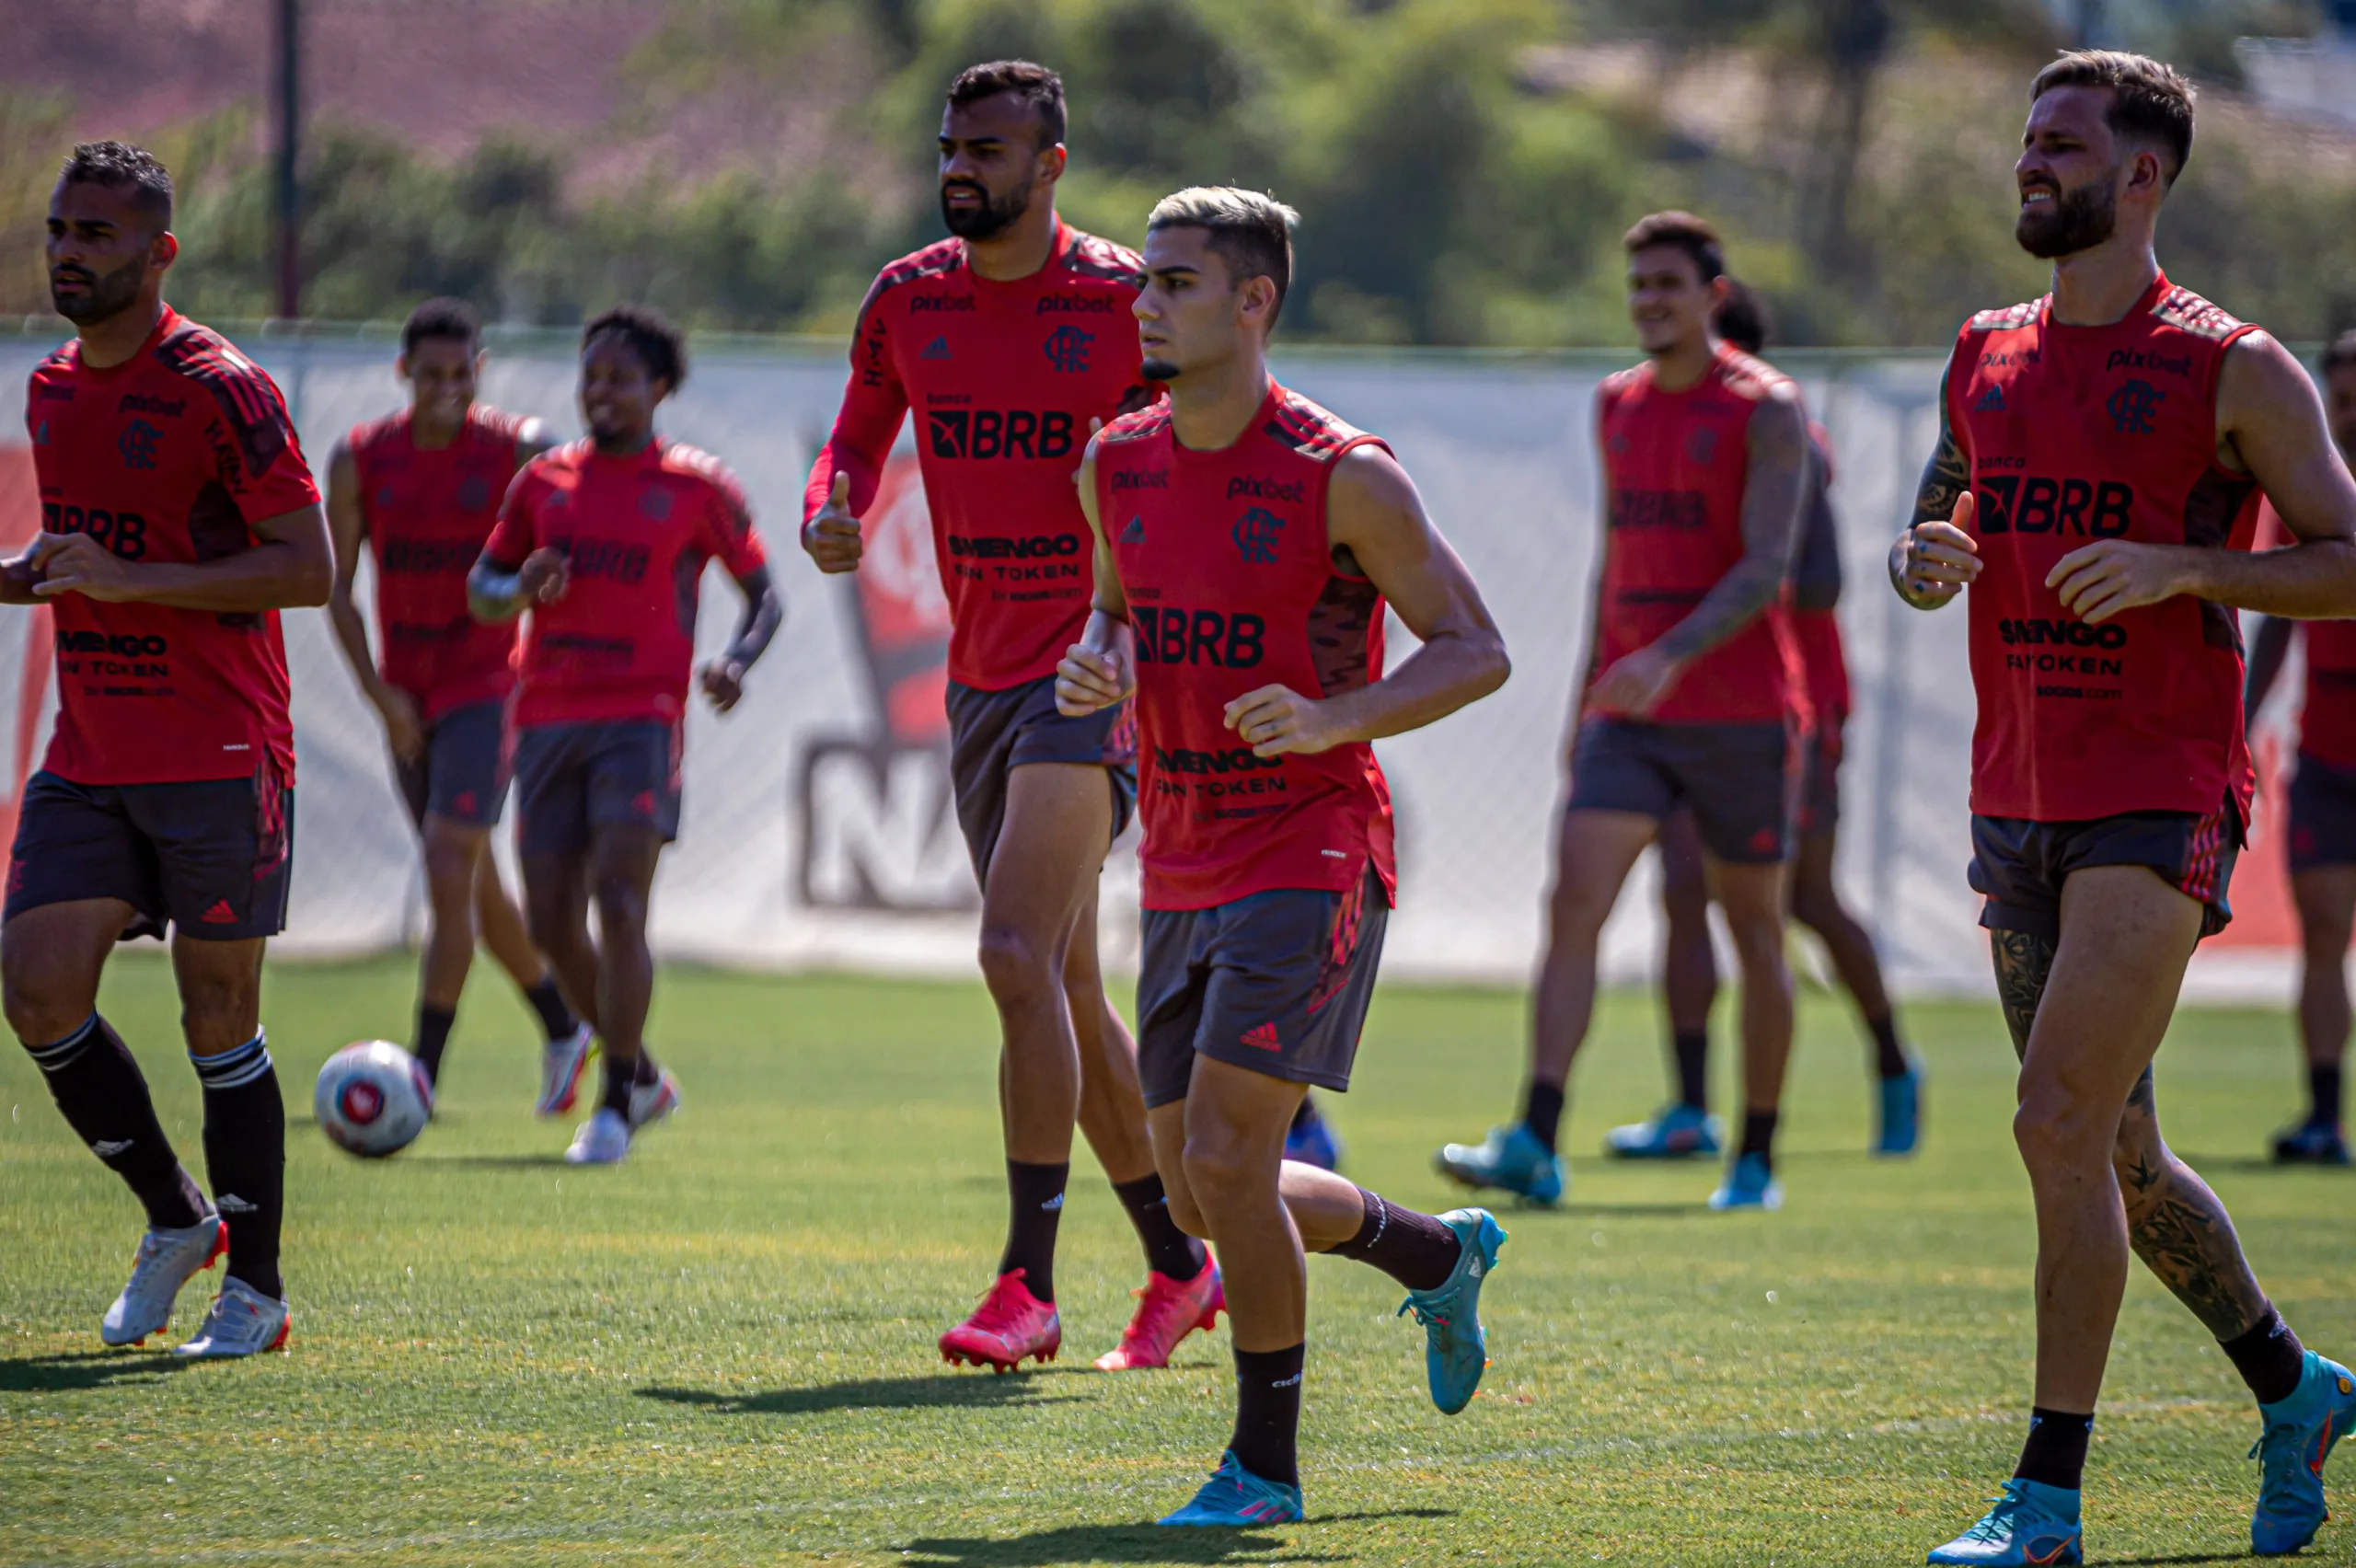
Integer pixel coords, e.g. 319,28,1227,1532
1233,506,1286,563
1043,326,1092,373
118,420,161,470
2107,378,2164,435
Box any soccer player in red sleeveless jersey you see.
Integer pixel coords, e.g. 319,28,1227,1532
2245,333,2356,1167
1057,188,1512,1527
325,298,591,1119
1438,213,1813,1212
1891,53,2356,1562
1,144,331,1357
803,62,1226,1375
469,307,780,1166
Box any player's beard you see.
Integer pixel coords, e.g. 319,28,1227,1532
49,253,145,326
1141,356,1181,382
940,175,1033,241
2015,174,2118,259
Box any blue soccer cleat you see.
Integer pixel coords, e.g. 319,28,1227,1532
1283,1098,1344,1171
2251,1350,2356,1555
2270,1119,2352,1167
1877,1062,1924,1158
1708,1150,1783,1211
1927,1479,2083,1564
1398,1207,1506,1415
1605,1101,1721,1159
1157,1450,1304,1527
1434,1124,1565,1205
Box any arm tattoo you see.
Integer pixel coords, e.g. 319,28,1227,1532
1657,397,1807,663
1890,368,1970,607
1990,928,2054,1060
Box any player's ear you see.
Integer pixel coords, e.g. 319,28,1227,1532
151,230,179,271
1038,143,1067,185
396,353,411,382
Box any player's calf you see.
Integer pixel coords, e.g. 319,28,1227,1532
20,1013,211,1234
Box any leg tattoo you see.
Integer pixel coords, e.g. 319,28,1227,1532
2114,1066,2271,1342
1991,929,2055,1061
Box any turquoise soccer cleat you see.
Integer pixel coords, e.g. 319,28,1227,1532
1398,1207,1507,1415
1927,1479,2083,1565
1877,1062,1924,1158
1708,1150,1784,1211
1434,1124,1565,1205
2251,1350,2356,1555
1157,1451,1304,1527
1605,1101,1721,1159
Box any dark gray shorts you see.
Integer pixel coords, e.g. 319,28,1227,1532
5,770,294,941
392,699,510,830
945,674,1137,885
1566,717,1797,863
1136,869,1389,1109
513,721,681,859
2289,752,2356,872
1969,801,2241,941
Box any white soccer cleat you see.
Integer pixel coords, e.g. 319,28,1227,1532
172,1274,289,1358
102,1214,225,1346
536,1024,595,1117
565,1107,632,1165
627,1066,680,1132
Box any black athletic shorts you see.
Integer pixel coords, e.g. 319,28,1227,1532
945,674,1137,885
1797,713,1844,840
1969,800,2241,941
392,698,510,830
2289,751,2356,872
1566,716,1798,863
512,721,681,859
4,769,294,941
1135,868,1389,1109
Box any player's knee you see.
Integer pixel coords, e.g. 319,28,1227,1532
1545,882,1614,943
2,955,81,1046
420,834,478,905
2011,1086,2105,1172
1723,909,1785,968
176,975,259,1054
1178,1128,1263,1217
1161,1178,1210,1239
591,878,649,939
976,921,1057,1006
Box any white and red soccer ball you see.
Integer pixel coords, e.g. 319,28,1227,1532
314,1040,432,1158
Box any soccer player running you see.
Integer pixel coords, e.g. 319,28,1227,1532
2244,331,2356,1166
326,297,591,1115
468,306,780,1166
1438,213,1811,1211
1893,52,2356,1563
803,61,1224,1373
2,143,329,1356
1057,187,1512,1527
1612,282,1923,1161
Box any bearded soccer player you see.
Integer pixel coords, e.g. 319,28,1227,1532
1057,187,1511,1527
1613,281,1923,1161
803,60,1225,1372
1437,213,1810,1212
1892,52,2356,1563
326,297,589,1115
2244,331,2356,1167
470,306,780,1166
1,143,329,1356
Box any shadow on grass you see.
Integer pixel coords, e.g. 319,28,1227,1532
638,1368,1090,1417
897,1510,1444,1565
0,1350,196,1392
408,1152,572,1170
2085,1554,2249,1565
1526,1202,1712,1217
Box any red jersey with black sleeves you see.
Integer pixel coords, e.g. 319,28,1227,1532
1589,344,1804,725
1092,383,1396,912
481,438,766,730
1946,275,2262,823
804,223,1149,692
349,405,528,721
26,307,319,787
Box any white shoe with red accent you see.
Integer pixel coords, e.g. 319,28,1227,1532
102,1214,225,1346
172,1275,290,1358
627,1066,680,1132
536,1024,595,1117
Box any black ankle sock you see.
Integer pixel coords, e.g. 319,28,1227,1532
414,1004,456,1086
525,977,577,1042
601,1056,635,1116
2308,1064,2343,1128
191,1033,284,1301
2013,1407,2092,1491
1673,1029,1710,1110
1739,1109,1778,1165
999,1160,1068,1303
1521,1080,1565,1154
1229,1343,1305,1489
26,1015,207,1229
1111,1171,1205,1281
1326,1187,1461,1293
1869,1014,1911,1079
2221,1307,2308,1406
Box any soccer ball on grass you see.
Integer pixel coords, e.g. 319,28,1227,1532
315,1040,432,1158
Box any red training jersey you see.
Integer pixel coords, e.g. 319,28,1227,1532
481,437,766,730
26,307,319,787
805,223,1150,692
1588,343,1805,725
2301,617,2356,771
349,405,530,721
1946,274,2261,823
1792,423,1850,724
1093,383,1396,912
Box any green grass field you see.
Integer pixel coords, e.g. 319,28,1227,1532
2,953,2350,1565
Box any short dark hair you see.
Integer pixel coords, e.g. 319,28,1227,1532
401,296,479,356
1714,279,1773,355
1147,187,1299,326
1623,211,1725,284
947,60,1066,149
58,140,173,233
2030,49,2197,183
2323,330,2356,379
582,304,687,391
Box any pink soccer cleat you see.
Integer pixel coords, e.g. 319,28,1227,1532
1094,1260,1225,1371
939,1270,1061,1373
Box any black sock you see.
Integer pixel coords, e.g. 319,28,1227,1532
25,1015,208,1229
2013,1407,2093,1491
1229,1343,1305,1489
1671,1029,1710,1109
1739,1109,1778,1166
414,1004,456,1086
1869,1014,1911,1079
1521,1080,1565,1154
1326,1187,1461,1292
1111,1171,1205,1281
2221,1307,2308,1406
999,1159,1068,1303
2309,1063,2343,1128
525,976,577,1042
191,1032,285,1301
601,1055,635,1116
